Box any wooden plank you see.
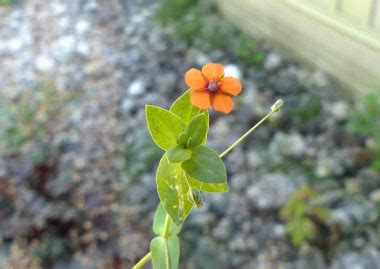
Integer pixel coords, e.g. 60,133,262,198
340,0,372,25
376,0,380,29
217,0,380,97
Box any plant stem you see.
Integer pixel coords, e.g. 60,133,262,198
133,252,152,269
219,110,275,158
133,214,171,268
162,214,172,239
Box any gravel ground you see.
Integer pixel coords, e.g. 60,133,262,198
0,0,379,268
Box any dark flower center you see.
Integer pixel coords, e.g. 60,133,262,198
207,80,219,92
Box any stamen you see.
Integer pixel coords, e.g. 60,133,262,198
207,80,219,92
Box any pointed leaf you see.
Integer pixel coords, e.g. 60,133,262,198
170,91,209,144
184,113,207,148
181,145,227,184
156,154,193,226
153,203,182,236
167,145,192,163
170,91,204,124
178,132,190,145
150,235,180,269
146,105,185,150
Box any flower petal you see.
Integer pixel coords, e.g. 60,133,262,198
190,90,211,109
220,77,242,96
202,63,224,81
185,68,208,90
212,93,234,113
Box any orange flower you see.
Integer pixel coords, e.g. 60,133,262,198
184,63,242,114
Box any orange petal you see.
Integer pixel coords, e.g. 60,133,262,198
220,77,242,96
212,93,234,113
190,90,211,109
185,68,208,90
202,63,224,81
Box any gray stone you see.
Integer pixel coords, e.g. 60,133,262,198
247,173,297,210
369,189,380,203
191,237,230,269
330,248,380,269
314,151,344,178
269,132,307,162
328,101,350,121
212,218,232,241
296,246,326,269
35,54,55,72
53,35,76,61
224,64,242,80
127,80,145,96
75,20,90,35
330,198,378,232
264,52,282,70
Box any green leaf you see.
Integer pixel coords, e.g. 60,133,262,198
178,132,190,145
167,145,192,163
156,154,193,226
153,203,182,236
184,113,207,148
170,91,203,124
188,176,229,193
181,145,227,184
146,105,185,150
150,235,180,269
170,91,209,144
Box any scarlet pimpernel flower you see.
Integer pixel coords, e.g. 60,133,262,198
184,63,242,113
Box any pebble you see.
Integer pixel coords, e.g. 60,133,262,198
35,54,55,72
127,80,145,96
224,64,242,79
247,173,297,210
264,52,282,70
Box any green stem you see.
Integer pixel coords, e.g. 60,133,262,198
133,252,152,269
162,214,171,239
219,110,275,158
133,214,171,268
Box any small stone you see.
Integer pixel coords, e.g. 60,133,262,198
264,52,282,70
273,224,286,238
330,198,377,232
194,52,210,66
269,132,307,163
310,70,329,87
296,246,325,269
7,38,23,53
246,150,263,169
329,101,350,121
76,41,90,56
224,64,242,80
247,173,297,210
330,248,380,269
315,153,344,178
212,218,231,241
369,189,380,203
59,17,70,28
75,20,90,35
53,35,76,60
35,55,54,72
127,80,145,96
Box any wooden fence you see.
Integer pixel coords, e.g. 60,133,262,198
217,0,380,96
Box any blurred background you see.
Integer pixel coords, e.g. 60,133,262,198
0,0,379,268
